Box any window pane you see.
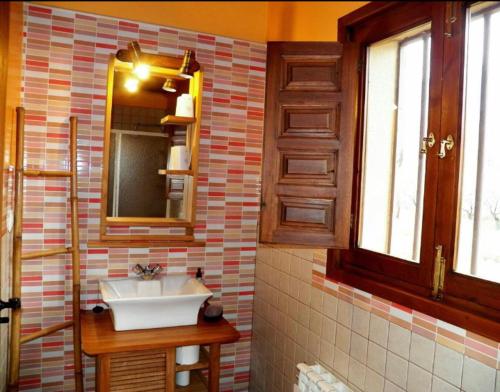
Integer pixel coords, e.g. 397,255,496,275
456,2,500,283
359,23,431,262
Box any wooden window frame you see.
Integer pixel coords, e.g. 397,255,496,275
327,1,500,341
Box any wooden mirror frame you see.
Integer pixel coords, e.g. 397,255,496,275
96,53,203,246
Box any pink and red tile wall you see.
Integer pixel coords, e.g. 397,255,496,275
20,4,266,391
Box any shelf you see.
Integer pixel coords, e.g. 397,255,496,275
158,169,193,176
81,310,240,356
161,115,196,125
175,347,209,372
176,371,207,392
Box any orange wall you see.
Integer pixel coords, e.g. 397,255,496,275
267,1,367,41
34,1,367,43
34,1,269,42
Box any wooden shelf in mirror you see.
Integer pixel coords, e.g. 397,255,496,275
160,115,196,125
158,169,193,176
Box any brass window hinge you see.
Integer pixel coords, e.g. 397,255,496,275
432,245,446,300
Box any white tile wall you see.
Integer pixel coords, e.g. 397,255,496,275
365,368,385,392
407,363,432,392
385,351,408,389
369,314,390,348
367,341,387,376
336,324,352,353
462,356,496,392
338,300,354,328
352,306,370,338
432,376,460,392
334,346,350,379
249,246,500,392
351,332,369,364
434,344,464,388
349,358,367,390
388,323,411,360
409,332,435,372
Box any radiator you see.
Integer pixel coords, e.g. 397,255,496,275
295,363,352,392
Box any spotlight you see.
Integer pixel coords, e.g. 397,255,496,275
128,41,150,80
124,76,139,93
133,63,150,80
162,79,177,93
179,49,194,79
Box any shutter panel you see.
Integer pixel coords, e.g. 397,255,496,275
260,42,355,248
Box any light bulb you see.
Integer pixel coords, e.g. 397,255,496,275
162,79,177,92
133,63,150,80
124,76,139,93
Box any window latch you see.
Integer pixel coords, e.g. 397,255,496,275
432,245,446,300
438,135,454,159
420,132,435,154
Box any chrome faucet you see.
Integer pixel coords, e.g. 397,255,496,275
133,264,162,280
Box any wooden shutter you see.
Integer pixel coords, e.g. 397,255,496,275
260,42,355,248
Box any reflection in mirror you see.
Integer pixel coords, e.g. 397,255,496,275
107,67,190,219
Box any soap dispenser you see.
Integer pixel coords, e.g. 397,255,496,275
195,267,208,311
195,267,203,282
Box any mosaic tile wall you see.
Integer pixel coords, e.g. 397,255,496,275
250,246,500,392
20,4,266,391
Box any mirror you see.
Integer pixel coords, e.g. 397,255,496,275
100,50,202,238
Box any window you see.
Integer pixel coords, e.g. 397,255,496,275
360,24,430,262
456,2,500,284
328,1,500,341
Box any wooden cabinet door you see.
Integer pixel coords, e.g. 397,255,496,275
260,42,356,248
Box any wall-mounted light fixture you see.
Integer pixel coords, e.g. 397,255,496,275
128,41,150,80
162,79,177,93
179,49,194,79
115,46,200,79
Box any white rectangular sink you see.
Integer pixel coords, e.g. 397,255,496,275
100,274,212,331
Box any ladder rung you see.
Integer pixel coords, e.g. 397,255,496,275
21,247,72,260
23,169,72,177
20,321,73,344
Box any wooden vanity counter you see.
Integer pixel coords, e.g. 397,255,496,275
81,310,240,391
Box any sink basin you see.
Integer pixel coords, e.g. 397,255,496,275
99,274,212,331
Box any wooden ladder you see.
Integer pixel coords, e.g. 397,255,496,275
8,107,83,391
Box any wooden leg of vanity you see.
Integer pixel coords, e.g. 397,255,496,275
96,354,110,392
208,343,221,392
166,347,176,391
